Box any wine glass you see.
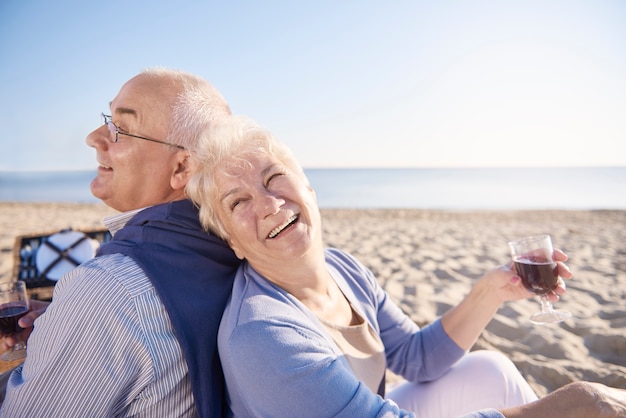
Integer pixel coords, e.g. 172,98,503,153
508,234,572,325
0,280,30,361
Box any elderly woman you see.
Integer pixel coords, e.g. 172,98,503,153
186,116,624,418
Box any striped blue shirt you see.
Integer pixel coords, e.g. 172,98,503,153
1,210,197,417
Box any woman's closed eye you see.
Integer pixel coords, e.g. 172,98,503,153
264,171,286,189
228,196,247,211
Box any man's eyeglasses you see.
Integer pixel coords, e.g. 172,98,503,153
101,113,185,150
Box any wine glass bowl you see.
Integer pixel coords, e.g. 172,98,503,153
0,281,30,361
508,235,572,324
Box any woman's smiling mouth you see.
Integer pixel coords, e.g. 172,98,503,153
268,214,299,239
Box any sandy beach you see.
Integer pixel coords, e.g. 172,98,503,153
1,202,624,397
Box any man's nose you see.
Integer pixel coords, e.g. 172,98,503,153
86,124,110,149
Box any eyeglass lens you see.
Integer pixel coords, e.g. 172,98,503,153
101,114,118,143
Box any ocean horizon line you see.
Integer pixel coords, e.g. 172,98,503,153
2,167,625,210
2,164,625,173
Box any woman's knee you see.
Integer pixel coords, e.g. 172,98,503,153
463,350,538,404
463,350,519,379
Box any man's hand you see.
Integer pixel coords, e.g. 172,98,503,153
1,299,49,351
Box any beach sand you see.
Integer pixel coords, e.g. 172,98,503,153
1,202,625,397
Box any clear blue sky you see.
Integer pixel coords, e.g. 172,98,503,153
1,0,625,171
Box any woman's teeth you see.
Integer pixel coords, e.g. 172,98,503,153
268,215,298,239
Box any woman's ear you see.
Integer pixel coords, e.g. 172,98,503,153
307,184,317,202
229,240,245,260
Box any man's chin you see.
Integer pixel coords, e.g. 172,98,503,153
89,179,108,202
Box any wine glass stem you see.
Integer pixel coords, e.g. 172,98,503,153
539,295,554,312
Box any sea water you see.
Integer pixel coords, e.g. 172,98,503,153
1,167,625,210
308,167,626,210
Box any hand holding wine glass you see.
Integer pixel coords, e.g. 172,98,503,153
0,280,31,361
508,234,572,324
0,299,49,353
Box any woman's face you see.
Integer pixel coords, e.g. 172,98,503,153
214,153,323,270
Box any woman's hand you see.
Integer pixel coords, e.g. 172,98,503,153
1,299,49,351
549,248,573,300
482,248,573,304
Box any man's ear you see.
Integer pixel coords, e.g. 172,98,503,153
171,151,194,190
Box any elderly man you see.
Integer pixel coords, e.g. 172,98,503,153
1,68,240,417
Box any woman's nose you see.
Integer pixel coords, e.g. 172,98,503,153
257,192,284,217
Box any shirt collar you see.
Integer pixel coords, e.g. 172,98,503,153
103,207,147,236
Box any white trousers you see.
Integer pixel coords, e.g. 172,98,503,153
387,350,538,418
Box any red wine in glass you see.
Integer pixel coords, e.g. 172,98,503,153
0,280,30,361
0,304,30,337
513,256,559,295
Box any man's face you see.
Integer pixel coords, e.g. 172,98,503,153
86,74,187,212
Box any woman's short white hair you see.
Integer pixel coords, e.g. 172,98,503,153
186,115,307,240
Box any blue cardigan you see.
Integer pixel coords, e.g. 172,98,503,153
219,248,477,417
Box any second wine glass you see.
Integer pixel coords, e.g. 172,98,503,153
508,234,572,325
